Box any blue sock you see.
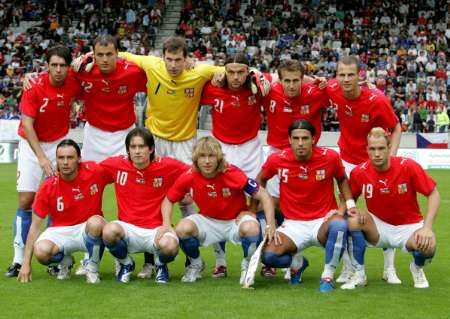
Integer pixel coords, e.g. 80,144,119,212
13,208,32,247
325,220,347,265
262,251,292,268
144,252,154,264
179,237,200,259
348,230,366,270
47,251,65,265
158,253,177,264
241,235,260,259
275,211,285,227
412,250,434,267
85,233,105,264
256,211,267,241
105,239,128,260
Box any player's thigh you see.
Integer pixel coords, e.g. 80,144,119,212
277,219,321,252
186,214,232,247
114,221,158,254
347,212,380,246
17,138,45,192
37,223,86,255
220,137,262,179
154,135,195,164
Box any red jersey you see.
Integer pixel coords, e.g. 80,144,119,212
75,59,147,132
100,156,188,229
261,147,346,220
326,79,399,164
167,164,257,220
263,82,328,149
201,82,262,144
349,156,436,225
33,162,107,227
18,73,81,142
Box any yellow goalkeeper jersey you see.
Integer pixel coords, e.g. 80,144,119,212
119,52,223,141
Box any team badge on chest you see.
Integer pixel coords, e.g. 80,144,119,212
222,188,231,198
300,105,310,115
361,113,370,122
184,88,194,97
247,95,256,105
90,184,98,195
118,85,128,94
152,177,163,187
315,169,326,180
398,183,408,194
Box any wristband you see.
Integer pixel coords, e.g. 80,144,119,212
346,199,356,209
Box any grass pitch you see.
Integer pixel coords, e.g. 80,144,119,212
0,164,449,319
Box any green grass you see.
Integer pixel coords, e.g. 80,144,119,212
0,164,449,318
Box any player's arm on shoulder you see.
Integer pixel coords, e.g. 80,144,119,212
17,213,45,283
118,51,159,69
21,115,56,177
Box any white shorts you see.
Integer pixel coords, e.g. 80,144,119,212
342,159,357,179
16,136,65,192
265,146,281,197
219,136,263,179
81,122,133,162
36,223,87,255
277,218,324,251
153,135,195,164
369,212,424,252
187,214,257,247
113,221,160,254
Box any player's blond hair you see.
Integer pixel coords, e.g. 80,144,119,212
367,127,390,145
192,136,226,173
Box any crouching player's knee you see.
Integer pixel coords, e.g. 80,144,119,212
261,250,292,268
157,231,179,262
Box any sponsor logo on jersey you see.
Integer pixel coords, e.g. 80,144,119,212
152,177,163,187
118,85,128,95
136,177,145,184
206,184,217,197
184,88,194,97
231,95,240,107
248,95,257,105
222,188,231,197
398,183,408,194
90,183,98,195
361,113,370,122
298,166,308,180
167,89,176,95
283,106,293,113
300,105,310,114
315,169,326,180
378,179,390,193
74,193,84,201
57,101,65,107
344,105,353,116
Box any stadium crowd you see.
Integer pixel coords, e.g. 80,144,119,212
0,0,449,132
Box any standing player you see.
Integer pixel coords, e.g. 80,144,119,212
326,55,402,284
199,53,268,277
6,46,81,277
100,128,188,283
161,136,277,284
257,120,356,292
343,127,439,289
17,140,107,284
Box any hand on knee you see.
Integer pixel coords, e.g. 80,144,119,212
86,215,106,237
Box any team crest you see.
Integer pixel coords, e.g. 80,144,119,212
118,85,128,95
152,177,163,187
222,188,231,198
247,95,256,105
315,169,326,181
90,184,98,195
300,105,310,115
167,89,176,95
361,113,370,122
184,88,194,97
398,183,408,194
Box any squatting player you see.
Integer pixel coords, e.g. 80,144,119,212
257,120,357,292
100,127,188,283
17,140,107,284
342,127,439,289
161,136,277,284
326,55,402,284
6,46,81,277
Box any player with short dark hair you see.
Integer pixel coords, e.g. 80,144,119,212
161,136,277,284
17,139,108,283
6,45,82,278
100,127,189,283
257,119,357,292
343,127,439,289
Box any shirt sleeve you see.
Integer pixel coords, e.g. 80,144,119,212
408,160,437,196
98,158,119,185
167,172,192,203
32,182,51,219
200,82,215,106
118,52,160,70
374,95,399,130
261,153,278,181
349,170,363,199
195,64,225,80
331,150,346,180
19,87,38,118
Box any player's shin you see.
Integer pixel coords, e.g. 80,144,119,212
84,234,105,272
412,250,434,267
242,235,260,261
213,242,226,267
105,239,132,265
12,209,32,264
347,230,366,274
261,251,292,268
322,220,347,279
179,237,201,264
